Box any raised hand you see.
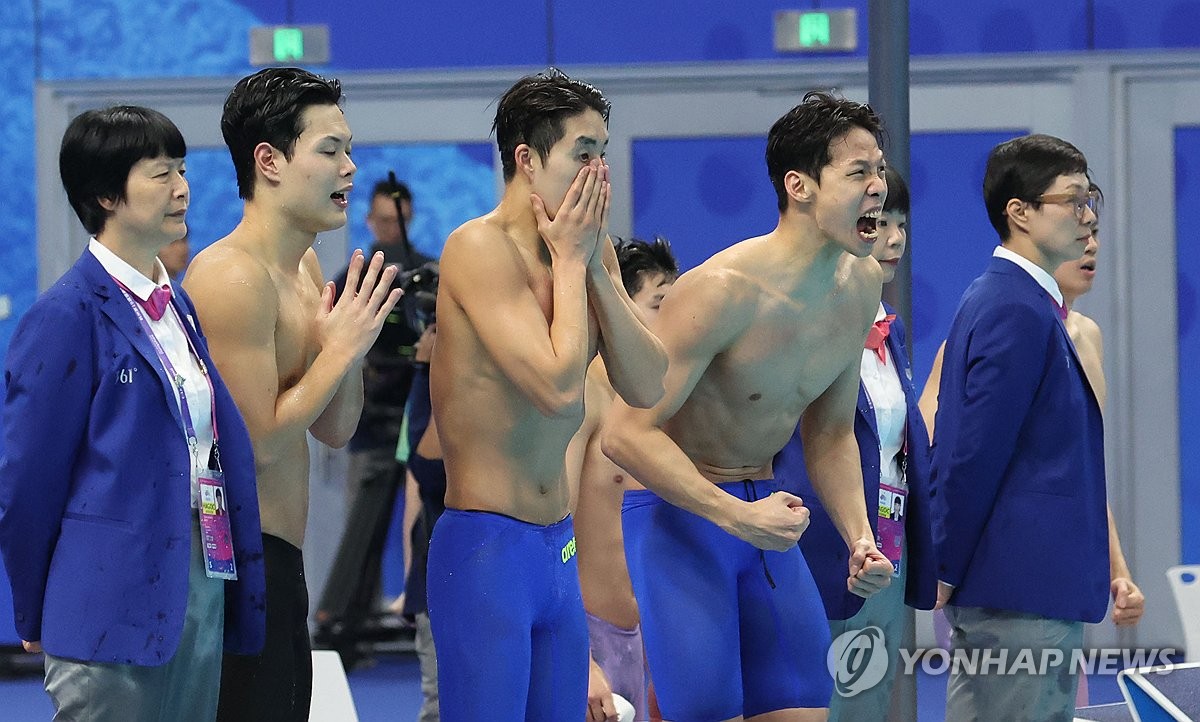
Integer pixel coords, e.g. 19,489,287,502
531,163,606,265
316,249,403,363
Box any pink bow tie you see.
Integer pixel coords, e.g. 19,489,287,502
137,285,173,321
864,314,896,365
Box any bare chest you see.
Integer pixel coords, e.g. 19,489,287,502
273,276,321,390
702,294,872,413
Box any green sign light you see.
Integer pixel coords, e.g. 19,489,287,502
798,12,832,48
273,28,305,62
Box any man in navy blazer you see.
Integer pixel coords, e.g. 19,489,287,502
0,105,264,721
931,134,1107,721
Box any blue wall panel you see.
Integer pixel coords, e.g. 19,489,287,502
1176,126,1200,564
38,0,261,79
0,0,35,647
0,0,37,388
909,0,1087,55
181,147,246,259
631,136,777,272
907,130,1026,386
289,0,549,71
555,0,868,64
1095,1,1200,50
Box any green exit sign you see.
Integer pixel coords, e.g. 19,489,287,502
774,10,858,53
250,25,330,66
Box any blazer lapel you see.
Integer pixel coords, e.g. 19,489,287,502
80,253,187,431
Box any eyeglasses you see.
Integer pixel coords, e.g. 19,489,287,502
1032,190,1101,220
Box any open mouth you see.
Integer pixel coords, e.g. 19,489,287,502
331,191,348,208
857,211,880,242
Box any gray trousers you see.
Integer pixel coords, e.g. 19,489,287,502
944,605,1083,722
44,519,225,722
827,554,910,721
415,612,440,722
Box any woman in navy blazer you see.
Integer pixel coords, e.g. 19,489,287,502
774,167,935,720
0,106,265,721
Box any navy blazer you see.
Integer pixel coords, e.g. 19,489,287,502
931,256,1108,623
774,307,937,620
0,251,266,664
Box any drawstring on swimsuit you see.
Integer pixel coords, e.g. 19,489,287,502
741,479,777,590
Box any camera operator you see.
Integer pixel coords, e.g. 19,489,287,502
334,179,435,508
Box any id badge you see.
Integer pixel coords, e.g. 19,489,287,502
198,471,237,580
876,482,907,578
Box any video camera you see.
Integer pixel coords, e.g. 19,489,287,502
396,261,438,333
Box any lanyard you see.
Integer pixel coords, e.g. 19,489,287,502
112,280,220,464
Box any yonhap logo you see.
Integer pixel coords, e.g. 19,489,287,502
827,626,888,697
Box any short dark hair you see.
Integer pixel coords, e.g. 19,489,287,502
493,68,611,182
221,67,343,200
372,179,411,204
882,166,910,216
983,134,1088,240
614,236,679,297
59,105,186,236
766,91,884,213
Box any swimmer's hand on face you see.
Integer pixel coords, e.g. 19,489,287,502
726,491,810,552
318,249,403,363
847,539,894,599
531,163,607,266
587,162,613,273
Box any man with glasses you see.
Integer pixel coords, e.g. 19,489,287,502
930,134,1107,721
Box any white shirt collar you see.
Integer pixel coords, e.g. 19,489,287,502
89,238,173,302
992,245,1063,306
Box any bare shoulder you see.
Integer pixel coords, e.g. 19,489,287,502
842,254,885,295
184,240,277,326
669,261,759,315
1067,310,1103,347
441,216,517,271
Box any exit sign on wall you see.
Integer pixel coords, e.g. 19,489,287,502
250,25,331,66
774,10,858,53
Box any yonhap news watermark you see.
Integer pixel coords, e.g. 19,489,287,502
826,626,1177,698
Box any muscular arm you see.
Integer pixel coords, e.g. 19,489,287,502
801,357,893,596
1074,320,1143,624
566,362,610,511
589,238,667,408
603,271,808,551
185,249,397,465
441,173,601,418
